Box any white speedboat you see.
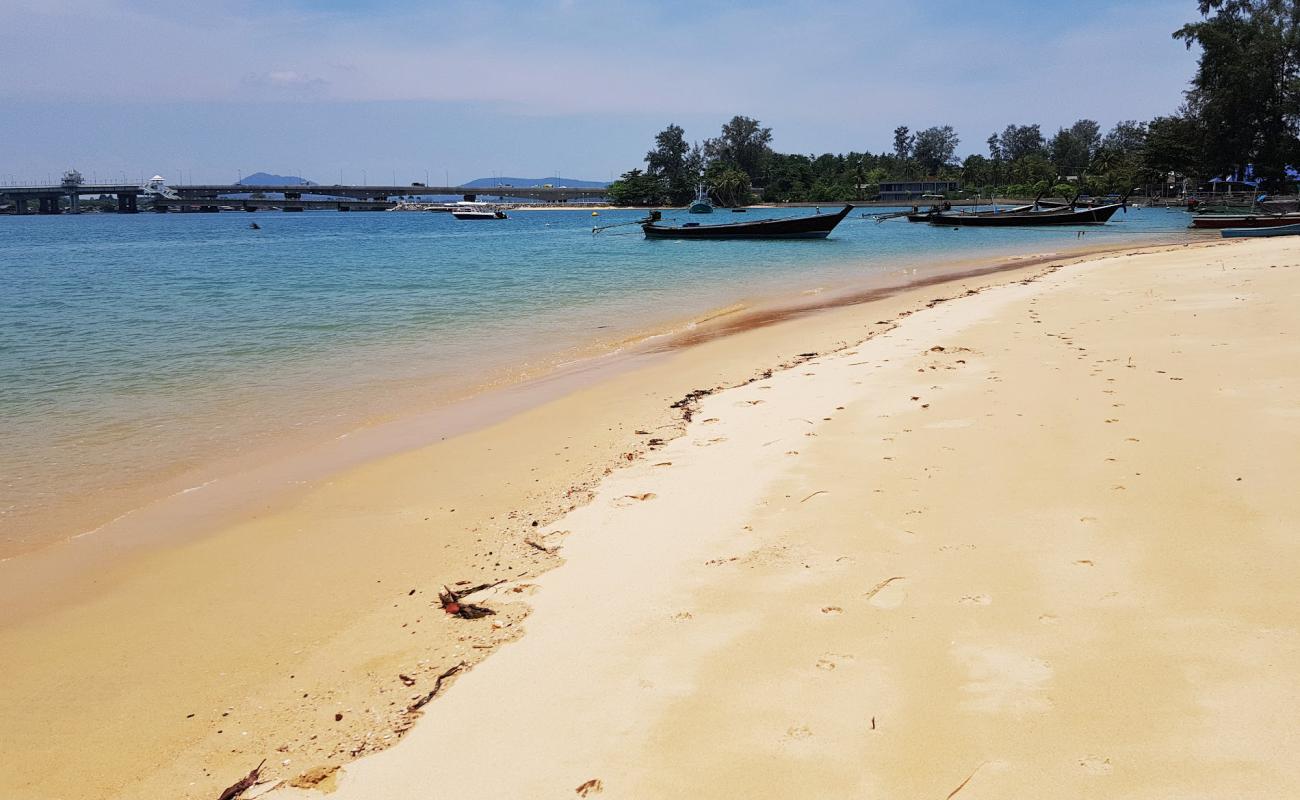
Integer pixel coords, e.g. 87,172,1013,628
451,202,507,220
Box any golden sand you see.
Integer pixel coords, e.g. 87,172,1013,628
3,238,1297,799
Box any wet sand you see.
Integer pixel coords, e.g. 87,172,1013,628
8,236,1292,799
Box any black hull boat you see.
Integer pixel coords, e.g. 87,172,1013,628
928,203,1123,227
643,204,853,239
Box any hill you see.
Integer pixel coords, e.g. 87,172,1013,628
460,176,608,189
237,172,316,186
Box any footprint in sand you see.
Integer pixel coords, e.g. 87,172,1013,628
1079,755,1113,775
820,606,844,615
815,653,855,671
959,594,992,606
694,437,727,447
784,725,814,741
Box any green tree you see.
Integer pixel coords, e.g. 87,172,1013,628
606,168,666,206
893,126,914,160
961,154,993,189
706,165,752,207
704,116,773,184
1175,0,1300,186
913,125,960,174
1143,113,1205,187
1000,124,1047,161
645,123,694,204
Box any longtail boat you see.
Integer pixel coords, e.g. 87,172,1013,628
1221,222,1300,238
642,204,853,239
927,202,1123,227
1190,212,1300,229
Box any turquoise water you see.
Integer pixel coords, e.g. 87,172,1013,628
0,206,1195,552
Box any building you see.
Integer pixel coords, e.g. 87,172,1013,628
878,180,960,202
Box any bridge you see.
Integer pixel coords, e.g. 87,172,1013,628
172,184,609,203
0,183,144,214
1,181,609,215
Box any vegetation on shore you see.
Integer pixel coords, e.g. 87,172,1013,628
608,0,1300,206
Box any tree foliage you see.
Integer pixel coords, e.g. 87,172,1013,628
893,126,914,161
644,124,695,205
913,126,960,174
606,168,665,206
704,116,774,185
1175,0,1300,186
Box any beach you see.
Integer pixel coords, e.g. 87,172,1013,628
3,236,1298,799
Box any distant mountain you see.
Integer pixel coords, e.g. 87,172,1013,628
460,176,609,189
237,172,316,186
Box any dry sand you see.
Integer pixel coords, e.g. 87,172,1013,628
3,238,1297,799
267,238,1300,799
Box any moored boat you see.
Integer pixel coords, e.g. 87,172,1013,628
688,186,714,214
928,202,1123,227
1190,212,1300,229
642,204,853,239
1221,222,1300,238
451,203,507,220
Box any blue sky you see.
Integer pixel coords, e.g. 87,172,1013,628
0,0,1199,185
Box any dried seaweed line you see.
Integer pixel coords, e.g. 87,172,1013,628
407,662,466,712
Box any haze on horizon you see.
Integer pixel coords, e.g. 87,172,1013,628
0,0,1198,185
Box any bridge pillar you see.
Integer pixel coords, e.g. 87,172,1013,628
39,196,62,214
68,193,81,214
116,193,139,213
13,197,27,215
463,193,477,202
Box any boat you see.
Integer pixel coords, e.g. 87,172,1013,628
1190,212,1300,229
451,203,507,220
928,202,1124,227
1221,222,1300,238
688,186,714,214
642,204,853,239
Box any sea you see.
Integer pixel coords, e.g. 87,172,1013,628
0,205,1199,557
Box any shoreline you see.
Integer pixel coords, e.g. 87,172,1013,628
0,234,1188,609
266,234,1299,799
0,235,1215,800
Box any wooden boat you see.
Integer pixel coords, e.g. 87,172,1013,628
688,186,714,214
643,204,853,239
928,202,1123,227
1221,222,1300,238
1190,212,1300,229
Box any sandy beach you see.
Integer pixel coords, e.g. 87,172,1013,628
4,237,1298,799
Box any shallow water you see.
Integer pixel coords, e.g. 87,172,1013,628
0,205,1195,553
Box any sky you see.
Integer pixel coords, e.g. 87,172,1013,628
0,0,1200,186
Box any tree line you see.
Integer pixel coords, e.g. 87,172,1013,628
607,1,1300,206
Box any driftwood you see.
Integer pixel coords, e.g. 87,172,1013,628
452,579,506,599
407,662,466,712
216,760,265,800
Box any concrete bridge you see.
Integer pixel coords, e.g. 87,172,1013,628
1,184,143,214
173,184,609,203
150,197,397,212
2,181,609,215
